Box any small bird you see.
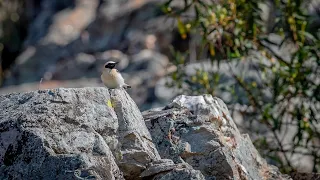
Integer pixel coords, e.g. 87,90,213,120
101,61,131,89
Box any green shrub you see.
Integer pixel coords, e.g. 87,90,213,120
163,0,320,173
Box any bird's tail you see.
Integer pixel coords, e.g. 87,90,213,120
123,84,131,89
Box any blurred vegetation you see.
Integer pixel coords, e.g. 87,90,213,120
0,0,26,86
163,0,320,173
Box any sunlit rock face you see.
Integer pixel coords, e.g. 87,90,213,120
144,94,292,180
0,88,290,179
0,88,203,180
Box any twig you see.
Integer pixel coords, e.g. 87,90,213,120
39,78,43,90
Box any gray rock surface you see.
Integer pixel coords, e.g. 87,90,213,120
0,88,291,179
143,95,292,180
109,89,161,178
151,164,205,180
141,159,205,180
0,88,123,180
0,88,204,180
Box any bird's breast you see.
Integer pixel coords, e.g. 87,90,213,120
101,72,118,88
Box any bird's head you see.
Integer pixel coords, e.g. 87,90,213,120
104,61,118,69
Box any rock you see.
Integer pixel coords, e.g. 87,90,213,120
151,164,205,180
0,87,208,180
260,34,297,62
141,159,177,177
109,89,161,178
177,54,318,172
0,88,292,179
141,159,205,180
0,88,159,180
0,88,123,180
144,95,292,180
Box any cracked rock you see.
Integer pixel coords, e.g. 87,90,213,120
144,95,292,180
0,88,160,180
0,88,291,180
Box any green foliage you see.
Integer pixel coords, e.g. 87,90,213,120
163,0,320,173
0,0,25,86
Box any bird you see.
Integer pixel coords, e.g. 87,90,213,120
101,61,131,89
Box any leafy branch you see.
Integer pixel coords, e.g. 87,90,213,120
163,0,320,173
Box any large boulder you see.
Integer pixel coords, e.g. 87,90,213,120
143,95,292,180
0,87,290,179
0,88,124,179
0,88,202,179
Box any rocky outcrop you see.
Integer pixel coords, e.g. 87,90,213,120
0,88,290,179
0,88,123,179
143,95,291,180
0,88,201,179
